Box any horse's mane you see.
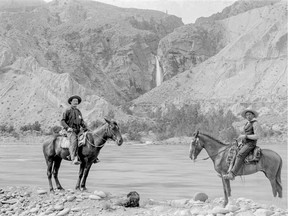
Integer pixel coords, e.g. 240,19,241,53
200,132,229,146
91,123,107,134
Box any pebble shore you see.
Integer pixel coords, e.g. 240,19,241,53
0,186,287,216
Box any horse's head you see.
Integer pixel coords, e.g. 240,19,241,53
189,130,203,161
105,118,123,146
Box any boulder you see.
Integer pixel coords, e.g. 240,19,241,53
193,192,208,202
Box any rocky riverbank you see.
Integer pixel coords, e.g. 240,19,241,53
0,186,287,216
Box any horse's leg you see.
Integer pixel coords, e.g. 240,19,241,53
76,161,86,190
53,157,64,190
46,158,54,192
221,177,229,207
276,159,282,198
80,162,93,191
261,155,282,198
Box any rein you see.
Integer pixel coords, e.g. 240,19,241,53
200,145,231,160
85,126,118,148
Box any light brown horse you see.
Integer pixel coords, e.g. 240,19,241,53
43,119,123,191
189,131,282,207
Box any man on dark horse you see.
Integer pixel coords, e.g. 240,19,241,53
223,109,261,180
61,95,87,165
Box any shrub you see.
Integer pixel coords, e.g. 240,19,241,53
0,124,15,133
20,121,42,132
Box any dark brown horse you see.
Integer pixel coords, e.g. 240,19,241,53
43,119,123,191
189,131,282,207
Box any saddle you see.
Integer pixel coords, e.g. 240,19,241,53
226,142,262,168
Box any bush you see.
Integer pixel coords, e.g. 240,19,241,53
151,104,239,142
20,121,42,132
0,124,15,133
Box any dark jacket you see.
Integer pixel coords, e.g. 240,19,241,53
243,119,258,144
61,107,87,134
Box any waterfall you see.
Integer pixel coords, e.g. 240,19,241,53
155,56,163,86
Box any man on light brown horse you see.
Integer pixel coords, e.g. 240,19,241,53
61,95,87,165
223,109,261,180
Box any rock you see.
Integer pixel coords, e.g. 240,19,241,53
89,195,101,200
193,192,208,202
254,209,274,216
1,199,18,204
54,204,64,211
174,209,192,216
190,207,204,215
66,195,76,202
29,207,39,213
123,191,140,208
211,206,230,214
37,189,47,195
45,206,55,214
71,207,82,212
225,204,240,212
235,211,255,216
169,199,188,207
56,208,70,216
94,190,107,198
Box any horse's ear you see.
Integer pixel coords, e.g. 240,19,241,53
104,118,111,124
195,130,199,137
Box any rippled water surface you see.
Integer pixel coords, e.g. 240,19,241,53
0,139,287,208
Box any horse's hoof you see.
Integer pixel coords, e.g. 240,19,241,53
49,189,55,193
75,187,81,191
58,187,65,191
81,187,87,191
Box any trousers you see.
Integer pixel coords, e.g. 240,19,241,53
231,141,256,175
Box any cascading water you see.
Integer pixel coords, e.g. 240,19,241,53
155,56,163,86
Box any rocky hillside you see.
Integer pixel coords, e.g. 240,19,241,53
133,1,287,133
0,0,183,129
156,0,281,81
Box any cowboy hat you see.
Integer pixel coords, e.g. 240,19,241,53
241,109,259,118
68,95,82,104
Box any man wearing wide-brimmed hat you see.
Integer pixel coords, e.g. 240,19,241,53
223,109,261,180
61,95,87,165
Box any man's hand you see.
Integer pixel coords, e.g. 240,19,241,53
67,128,73,132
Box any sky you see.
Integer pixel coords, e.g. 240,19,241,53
43,0,236,24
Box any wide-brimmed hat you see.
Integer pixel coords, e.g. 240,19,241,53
241,109,259,118
68,95,82,104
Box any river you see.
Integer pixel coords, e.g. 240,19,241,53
0,138,287,209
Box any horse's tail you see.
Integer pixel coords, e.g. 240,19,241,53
276,156,282,198
42,135,58,162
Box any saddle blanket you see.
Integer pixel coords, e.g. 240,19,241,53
59,136,70,149
58,132,87,149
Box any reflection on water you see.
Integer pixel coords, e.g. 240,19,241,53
0,140,287,209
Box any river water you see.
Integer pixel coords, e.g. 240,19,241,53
0,138,287,209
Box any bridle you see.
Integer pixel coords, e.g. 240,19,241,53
85,123,120,148
192,135,231,161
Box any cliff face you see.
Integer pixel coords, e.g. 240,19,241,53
0,0,183,129
156,0,281,81
134,1,287,132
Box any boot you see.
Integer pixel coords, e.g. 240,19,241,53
223,172,235,180
72,156,81,165
93,157,100,164
224,156,244,180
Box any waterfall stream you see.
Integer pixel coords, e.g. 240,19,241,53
155,56,163,86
